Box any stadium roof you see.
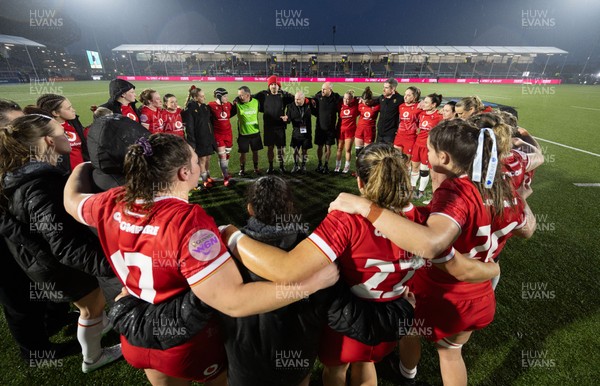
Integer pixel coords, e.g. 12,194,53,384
112,44,567,55
0,34,45,48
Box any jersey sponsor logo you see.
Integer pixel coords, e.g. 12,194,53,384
364,111,371,119
203,363,220,377
343,109,350,116
65,131,77,141
112,211,160,235
127,112,138,121
189,229,221,261
220,111,228,119
403,111,410,118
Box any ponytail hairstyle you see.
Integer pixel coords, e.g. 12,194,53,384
361,86,375,106
163,93,175,109
139,89,157,107
0,112,56,209
456,96,484,115
185,85,201,106
426,93,442,108
36,93,66,118
356,143,411,214
121,133,192,213
406,86,421,102
429,119,515,218
246,175,296,226
468,112,513,158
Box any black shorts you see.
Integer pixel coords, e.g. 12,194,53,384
195,144,216,157
238,133,263,153
314,129,337,146
264,127,286,147
376,134,395,145
291,136,313,150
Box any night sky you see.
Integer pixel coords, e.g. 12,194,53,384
1,0,599,63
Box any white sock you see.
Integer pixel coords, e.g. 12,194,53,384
78,316,104,363
201,172,208,182
219,158,229,178
344,161,350,169
410,171,420,187
400,362,417,379
418,172,429,192
335,160,341,170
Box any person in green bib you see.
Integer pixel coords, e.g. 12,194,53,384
235,86,264,176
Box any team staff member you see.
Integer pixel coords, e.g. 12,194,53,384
235,86,263,176
253,76,294,174
372,78,402,144
100,79,140,122
283,91,312,173
37,94,89,171
208,88,237,186
312,82,342,174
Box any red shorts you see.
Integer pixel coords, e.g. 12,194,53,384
338,128,356,142
410,272,496,342
318,326,397,366
121,317,226,381
355,124,375,143
393,131,417,154
214,130,232,149
410,142,430,166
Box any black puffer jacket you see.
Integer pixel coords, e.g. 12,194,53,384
0,163,113,284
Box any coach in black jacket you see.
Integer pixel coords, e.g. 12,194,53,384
312,82,342,173
254,76,295,173
373,78,403,144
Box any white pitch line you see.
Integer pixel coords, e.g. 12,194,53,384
533,136,600,158
570,106,600,111
573,183,600,187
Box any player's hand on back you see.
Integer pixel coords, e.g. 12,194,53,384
329,193,371,217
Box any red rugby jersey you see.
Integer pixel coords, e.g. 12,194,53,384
415,110,443,145
79,188,230,304
162,108,185,137
62,121,84,169
120,104,139,122
208,101,234,134
338,100,359,133
397,103,422,134
139,106,164,134
308,204,425,302
357,103,380,132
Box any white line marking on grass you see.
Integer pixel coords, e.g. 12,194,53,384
573,183,600,187
477,94,512,100
533,137,600,158
570,106,600,111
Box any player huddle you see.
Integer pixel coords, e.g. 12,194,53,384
0,76,544,386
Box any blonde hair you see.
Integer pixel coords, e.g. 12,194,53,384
356,143,411,213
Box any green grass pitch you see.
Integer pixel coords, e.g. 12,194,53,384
0,81,599,385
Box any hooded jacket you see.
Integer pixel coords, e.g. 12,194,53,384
0,163,113,292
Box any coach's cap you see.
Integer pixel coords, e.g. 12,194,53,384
87,114,149,191
267,75,281,87
214,88,228,101
109,79,135,102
